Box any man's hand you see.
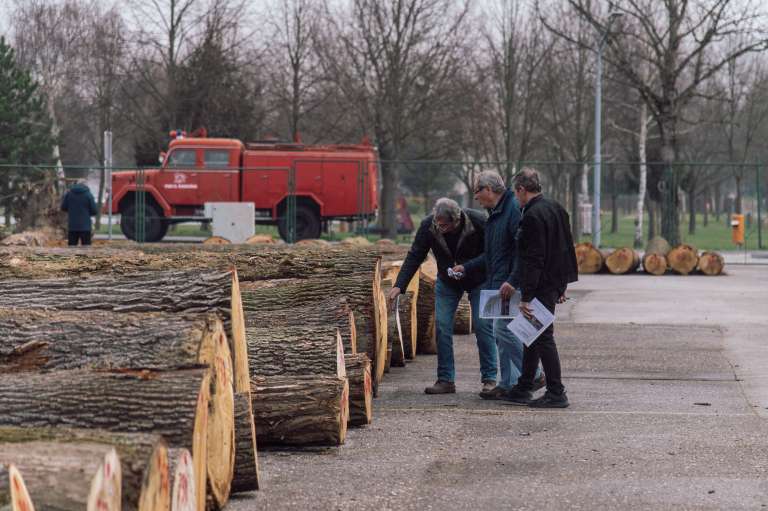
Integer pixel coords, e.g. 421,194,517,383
519,301,533,319
557,294,568,304
449,264,465,280
499,282,515,300
387,286,401,311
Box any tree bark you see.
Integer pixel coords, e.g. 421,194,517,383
0,427,167,511
345,354,373,427
168,448,196,511
246,325,345,378
231,394,260,494
697,251,725,276
0,369,214,511
416,270,437,355
667,244,699,275
251,375,349,447
453,296,472,334
574,242,604,273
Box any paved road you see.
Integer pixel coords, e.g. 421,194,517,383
232,266,768,510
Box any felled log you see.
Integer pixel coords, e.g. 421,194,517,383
697,251,725,276
575,242,604,273
345,354,373,427
231,393,260,494
645,236,672,256
605,247,641,275
245,234,276,245
373,287,388,385
0,464,35,511
453,296,472,334
246,325,345,378
203,236,231,245
0,427,168,511
251,375,349,446
0,369,218,511
242,290,356,354
399,291,417,359
168,448,196,511
642,237,670,275
416,270,437,355
0,309,224,373
667,244,699,275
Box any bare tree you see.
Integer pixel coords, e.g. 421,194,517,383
560,0,768,245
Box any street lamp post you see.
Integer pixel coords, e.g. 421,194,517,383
592,11,622,248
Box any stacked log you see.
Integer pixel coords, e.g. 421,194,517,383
575,242,604,273
667,244,699,275
0,464,36,511
246,325,345,378
0,427,168,511
643,237,670,275
399,291,417,359
453,297,472,334
0,369,222,511
605,247,641,275
697,251,725,276
416,267,437,355
251,375,349,446
169,448,196,511
345,354,373,426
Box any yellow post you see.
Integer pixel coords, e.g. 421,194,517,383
731,213,745,245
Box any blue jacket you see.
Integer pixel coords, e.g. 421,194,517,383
60,183,98,232
464,188,522,289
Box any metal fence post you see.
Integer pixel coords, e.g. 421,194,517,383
104,131,113,240
757,162,763,249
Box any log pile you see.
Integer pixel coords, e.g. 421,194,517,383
575,242,604,273
605,247,641,275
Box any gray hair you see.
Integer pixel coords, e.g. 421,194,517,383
512,167,542,193
432,198,462,224
474,171,506,194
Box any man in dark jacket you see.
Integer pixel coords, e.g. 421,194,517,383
455,171,542,399
388,198,496,394
504,167,578,408
60,180,99,246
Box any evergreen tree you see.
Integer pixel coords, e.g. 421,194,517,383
0,36,56,232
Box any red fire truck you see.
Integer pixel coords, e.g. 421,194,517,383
109,134,379,242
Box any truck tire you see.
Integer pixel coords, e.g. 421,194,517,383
278,205,321,242
120,203,168,242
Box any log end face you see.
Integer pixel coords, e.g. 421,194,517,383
171,450,196,511
87,449,122,511
9,465,35,511
138,443,170,511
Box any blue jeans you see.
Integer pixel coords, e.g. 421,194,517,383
435,279,497,383
494,319,541,389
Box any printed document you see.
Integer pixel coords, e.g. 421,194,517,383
507,298,555,346
479,289,521,319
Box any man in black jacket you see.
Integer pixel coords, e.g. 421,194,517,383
60,180,99,246
388,198,496,394
504,168,578,408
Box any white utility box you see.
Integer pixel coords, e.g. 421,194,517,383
204,202,255,243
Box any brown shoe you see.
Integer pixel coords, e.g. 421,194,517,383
532,374,546,391
481,380,496,393
479,385,508,400
425,380,456,394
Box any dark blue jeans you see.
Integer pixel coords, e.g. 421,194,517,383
434,279,497,383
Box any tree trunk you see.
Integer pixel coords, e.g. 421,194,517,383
168,448,196,511
0,369,214,511
453,297,472,334
714,181,722,222
570,170,580,239
231,393,260,494
604,248,640,274
0,427,167,511
688,184,696,235
574,242,604,274
0,309,224,373
246,325,345,378
345,354,373,427
251,375,349,446
647,199,656,240
735,175,743,214
667,244,699,275
697,251,725,276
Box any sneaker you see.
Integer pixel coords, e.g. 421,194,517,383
479,385,507,400
424,380,456,394
532,374,546,391
500,385,532,405
481,380,496,393
528,391,569,408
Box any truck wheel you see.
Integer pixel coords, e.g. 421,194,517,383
120,203,168,242
278,205,321,241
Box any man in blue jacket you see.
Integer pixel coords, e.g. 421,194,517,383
453,171,543,399
387,198,496,394
60,179,99,246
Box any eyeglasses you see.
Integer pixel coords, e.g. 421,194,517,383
435,221,454,231
473,186,486,194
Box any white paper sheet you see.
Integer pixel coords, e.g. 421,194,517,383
479,289,521,319
507,298,555,346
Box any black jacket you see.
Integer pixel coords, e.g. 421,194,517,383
463,189,521,289
394,208,487,292
513,194,578,302
60,183,98,232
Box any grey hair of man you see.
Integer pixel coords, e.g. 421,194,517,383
512,167,542,193
432,197,462,225
474,171,506,194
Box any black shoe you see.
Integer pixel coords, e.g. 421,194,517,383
528,391,569,408
424,380,456,394
500,386,532,405
532,374,546,391
479,385,507,400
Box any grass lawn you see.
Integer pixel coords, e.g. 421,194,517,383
579,212,766,251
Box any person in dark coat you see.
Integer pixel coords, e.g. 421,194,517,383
455,171,542,399
504,167,578,408
60,180,99,246
387,198,496,395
